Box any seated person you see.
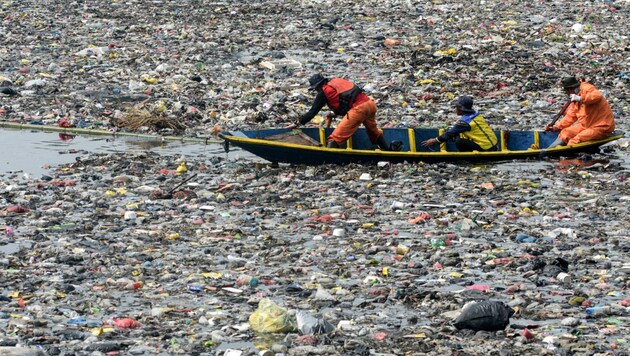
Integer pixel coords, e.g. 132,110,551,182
421,96,498,152
546,76,615,148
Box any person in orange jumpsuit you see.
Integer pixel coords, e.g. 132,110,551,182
546,76,615,148
293,74,400,150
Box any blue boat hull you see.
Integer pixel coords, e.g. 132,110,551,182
221,128,625,165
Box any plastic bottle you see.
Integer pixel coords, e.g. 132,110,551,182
466,284,491,292
556,272,571,283
515,233,537,243
585,306,611,316
188,285,204,292
430,238,445,247
67,316,86,325
384,38,401,46
176,162,187,174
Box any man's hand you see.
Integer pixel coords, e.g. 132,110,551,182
325,112,334,128
284,122,299,129
570,94,581,102
544,124,557,132
421,138,438,147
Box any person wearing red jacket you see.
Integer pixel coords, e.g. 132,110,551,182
294,74,399,150
546,76,615,148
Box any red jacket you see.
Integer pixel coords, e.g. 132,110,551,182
322,78,368,115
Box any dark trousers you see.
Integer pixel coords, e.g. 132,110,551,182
455,138,498,152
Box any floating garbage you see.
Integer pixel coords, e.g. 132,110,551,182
249,298,297,334
452,301,515,331
295,310,334,335
0,0,628,355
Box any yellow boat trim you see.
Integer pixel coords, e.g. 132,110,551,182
501,130,507,151
408,128,416,152
540,133,624,150
319,128,326,146
533,131,540,150
438,129,446,152
346,137,353,150
223,131,624,158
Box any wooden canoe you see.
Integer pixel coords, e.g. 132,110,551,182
220,128,625,165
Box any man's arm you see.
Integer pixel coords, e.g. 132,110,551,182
436,120,471,143
580,85,603,106
555,103,578,130
299,91,328,125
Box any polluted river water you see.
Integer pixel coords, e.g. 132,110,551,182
0,127,629,355
1,128,627,179
0,128,260,178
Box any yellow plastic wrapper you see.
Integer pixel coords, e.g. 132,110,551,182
248,298,296,334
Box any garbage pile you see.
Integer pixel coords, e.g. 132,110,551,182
1,0,629,355
1,151,629,355
0,0,628,136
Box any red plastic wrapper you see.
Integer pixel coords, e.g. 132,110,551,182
112,318,141,329
520,328,535,340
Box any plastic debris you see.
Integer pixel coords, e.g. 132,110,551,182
296,311,334,335
0,0,628,354
249,298,297,334
453,301,515,331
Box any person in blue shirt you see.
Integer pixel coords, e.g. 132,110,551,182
421,96,498,152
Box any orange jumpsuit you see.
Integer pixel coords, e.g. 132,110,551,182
323,79,382,145
299,78,383,145
328,99,382,145
555,82,615,145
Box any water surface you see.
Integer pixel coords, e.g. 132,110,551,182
0,128,627,178
0,128,259,178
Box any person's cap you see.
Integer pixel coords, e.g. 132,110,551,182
561,76,580,89
452,95,475,113
308,73,326,90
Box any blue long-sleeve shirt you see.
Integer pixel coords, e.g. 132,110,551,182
436,112,478,143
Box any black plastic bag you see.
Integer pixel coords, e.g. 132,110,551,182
453,301,514,331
